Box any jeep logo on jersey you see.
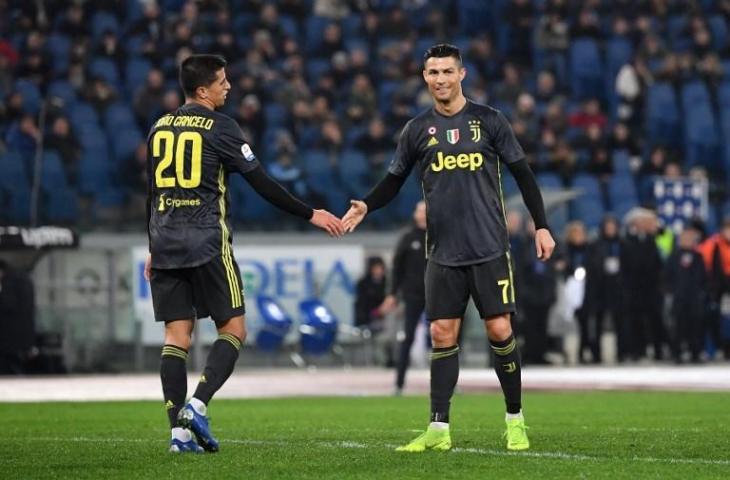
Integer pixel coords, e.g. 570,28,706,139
430,151,484,172
446,129,460,144
241,143,256,161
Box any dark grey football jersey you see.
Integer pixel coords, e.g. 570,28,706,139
388,100,524,266
147,103,259,269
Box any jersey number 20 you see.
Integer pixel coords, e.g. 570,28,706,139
153,131,202,188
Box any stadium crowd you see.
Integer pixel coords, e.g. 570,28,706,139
2,0,730,363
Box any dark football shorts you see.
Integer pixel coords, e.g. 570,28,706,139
150,255,245,324
425,253,516,321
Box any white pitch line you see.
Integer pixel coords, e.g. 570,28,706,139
14,436,730,466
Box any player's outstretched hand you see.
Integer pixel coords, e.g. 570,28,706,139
144,254,152,281
310,209,345,237
535,228,556,261
342,200,368,233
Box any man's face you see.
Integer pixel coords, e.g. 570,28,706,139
413,201,426,229
198,68,230,108
423,56,465,103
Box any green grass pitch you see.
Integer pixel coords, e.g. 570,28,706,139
2,392,729,479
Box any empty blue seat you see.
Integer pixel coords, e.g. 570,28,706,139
48,80,77,108
40,151,68,191
44,188,78,224
569,38,604,100
681,80,711,113
91,11,120,39
264,103,288,127
709,15,728,51
536,172,563,191
0,151,29,192
298,298,338,355
69,102,100,129
104,102,137,129
255,296,294,352
125,57,152,96
111,128,143,162
645,82,681,146
88,58,121,87
394,173,422,220
14,79,41,114
339,150,370,197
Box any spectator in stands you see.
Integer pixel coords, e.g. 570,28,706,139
546,139,577,183
622,208,665,361
354,117,394,172
665,227,706,363
346,73,377,125
85,78,117,113
493,62,523,106
355,256,388,334
5,113,40,160
535,70,565,111
314,0,351,20
133,68,165,128
571,8,602,39
535,10,569,82
235,94,264,147
268,152,311,202
316,116,344,160
639,145,671,179
616,57,651,128
697,217,730,359
161,89,182,115
45,116,80,184
57,3,89,40
128,1,162,41
380,7,413,39
504,0,535,67
465,36,500,82
569,98,608,131
585,216,624,362
512,120,538,167
318,23,344,59
96,30,125,68
514,93,539,140
608,122,642,169
0,260,36,375
517,220,558,365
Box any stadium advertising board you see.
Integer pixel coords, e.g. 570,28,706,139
132,245,364,345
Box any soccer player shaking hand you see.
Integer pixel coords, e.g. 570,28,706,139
146,54,342,453
343,44,555,452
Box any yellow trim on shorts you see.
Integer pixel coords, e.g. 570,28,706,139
217,167,242,308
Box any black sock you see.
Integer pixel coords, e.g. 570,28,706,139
430,345,460,423
160,344,188,429
192,333,241,404
490,334,522,414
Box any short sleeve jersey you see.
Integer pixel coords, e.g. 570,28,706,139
147,103,260,269
388,100,524,266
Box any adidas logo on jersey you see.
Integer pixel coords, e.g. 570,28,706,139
427,136,439,147
430,151,484,172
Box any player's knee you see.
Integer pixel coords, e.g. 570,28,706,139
164,329,192,350
218,315,246,343
430,321,457,346
486,316,512,342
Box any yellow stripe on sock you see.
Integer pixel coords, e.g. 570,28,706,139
430,346,460,360
161,346,188,360
491,339,516,356
219,333,241,350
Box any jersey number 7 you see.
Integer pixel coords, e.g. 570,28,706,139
152,130,203,189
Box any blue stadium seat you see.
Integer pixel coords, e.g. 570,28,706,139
612,150,633,175
298,298,338,355
305,16,331,54
302,150,338,194
457,0,495,36
264,103,289,127
608,173,638,209
111,128,143,163
90,11,120,39
709,15,729,51
681,80,711,112
645,82,681,147
104,102,137,129
88,57,121,88
40,151,68,191
0,151,29,192
255,296,294,352
14,79,42,114
394,172,422,220
569,38,604,100
48,80,77,108
536,172,563,191
78,154,111,196
69,102,100,130
500,169,519,198
305,58,331,85
44,188,78,224
667,15,691,51
47,33,71,74
685,104,721,169
338,150,370,197
125,57,152,96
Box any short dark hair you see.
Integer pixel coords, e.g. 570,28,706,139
423,44,462,67
179,54,227,98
